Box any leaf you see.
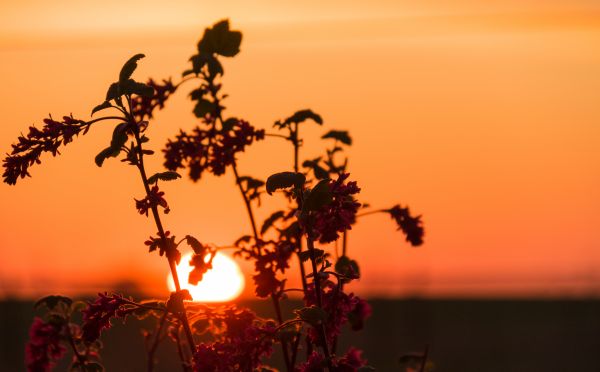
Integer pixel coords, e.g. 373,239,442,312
34,295,72,310
302,179,332,212
294,305,328,326
110,123,128,150
193,99,215,118
302,158,329,180
185,235,204,254
119,53,145,84
276,109,323,128
266,172,305,195
322,130,352,145
91,101,112,116
95,147,115,167
335,256,360,279
261,210,285,235
298,248,324,262
120,79,154,97
221,118,238,131
198,19,242,57
105,82,120,102
147,171,181,184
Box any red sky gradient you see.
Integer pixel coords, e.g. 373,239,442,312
1,1,599,299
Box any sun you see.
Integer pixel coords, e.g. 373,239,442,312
167,252,245,302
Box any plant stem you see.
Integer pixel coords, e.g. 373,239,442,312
305,233,333,370
147,312,168,372
231,161,292,372
419,344,429,372
133,131,196,356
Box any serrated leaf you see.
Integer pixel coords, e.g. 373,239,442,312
295,305,327,327
105,82,120,102
221,118,238,131
147,171,181,184
266,172,305,195
302,158,329,180
303,179,332,212
120,79,154,97
95,147,115,167
193,99,215,118
322,130,352,145
261,210,285,235
198,19,242,57
298,248,324,262
34,295,72,310
119,53,145,84
185,235,204,254
91,101,112,116
335,255,360,279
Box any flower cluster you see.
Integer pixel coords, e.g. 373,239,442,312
25,317,66,372
193,308,275,371
2,115,89,185
311,173,361,243
163,119,264,181
236,238,294,298
387,205,424,246
304,281,371,344
135,185,170,216
81,293,130,343
131,78,178,121
297,348,368,372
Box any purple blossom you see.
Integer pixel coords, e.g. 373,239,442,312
3,115,89,185
81,293,130,343
163,119,264,181
387,205,424,246
311,173,361,243
25,317,66,372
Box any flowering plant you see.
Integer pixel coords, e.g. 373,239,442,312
4,20,425,372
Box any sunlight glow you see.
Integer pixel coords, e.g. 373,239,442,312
167,252,244,302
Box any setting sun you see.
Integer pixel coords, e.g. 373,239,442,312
167,252,245,302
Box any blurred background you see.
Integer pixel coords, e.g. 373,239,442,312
1,0,599,370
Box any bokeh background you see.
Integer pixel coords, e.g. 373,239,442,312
1,1,599,370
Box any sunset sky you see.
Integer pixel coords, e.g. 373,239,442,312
1,0,599,299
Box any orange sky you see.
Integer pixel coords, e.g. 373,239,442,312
1,1,599,299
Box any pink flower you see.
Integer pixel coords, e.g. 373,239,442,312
387,205,424,246
25,317,66,372
135,185,170,216
3,115,89,185
311,173,361,243
81,293,130,343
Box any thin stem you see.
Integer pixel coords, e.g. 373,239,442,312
264,132,289,140
419,344,429,372
305,234,333,370
133,130,196,355
232,163,259,240
356,209,385,218
65,323,86,366
147,312,168,372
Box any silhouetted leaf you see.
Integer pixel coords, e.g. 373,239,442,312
275,109,323,129
222,118,238,131
119,53,145,84
261,210,285,235
303,179,332,212
298,248,324,262
303,158,329,180
322,130,352,145
193,99,215,118
147,171,181,184
120,79,154,97
105,82,120,101
266,172,305,195
198,19,242,57
91,101,112,116
185,235,204,254
295,305,327,326
95,147,116,167
34,295,72,310
335,255,360,279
